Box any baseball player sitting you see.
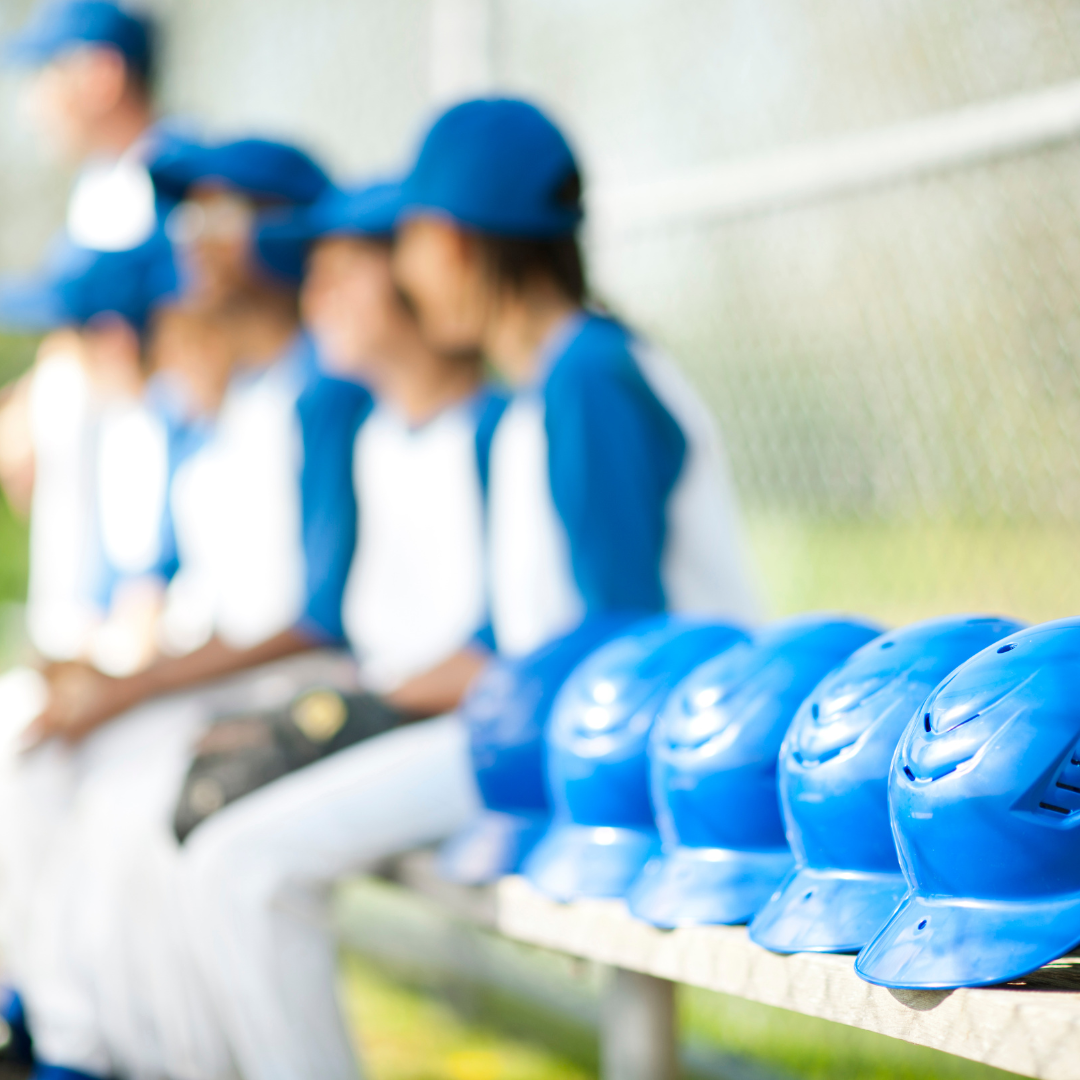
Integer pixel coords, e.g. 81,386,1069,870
0,0,193,668
0,233,188,1080
161,99,760,1080
0,137,371,1080
24,175,507,1080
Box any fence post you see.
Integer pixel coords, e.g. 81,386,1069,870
600,966,678,1080
428,0,495,104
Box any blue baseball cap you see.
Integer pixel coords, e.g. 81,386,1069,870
0,229,177,334
4,1,153,77
149,137,330,207
397,98,583,238
255,181,401,281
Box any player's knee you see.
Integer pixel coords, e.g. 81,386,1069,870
183,814,282,917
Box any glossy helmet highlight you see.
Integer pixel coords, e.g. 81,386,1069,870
858,618,1080,988
522,616,747,902
750,615,1024,955
628,614,883,928
437,614,637,885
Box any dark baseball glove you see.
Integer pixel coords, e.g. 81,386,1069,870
174,688,405,842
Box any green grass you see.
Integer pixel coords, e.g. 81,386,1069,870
341,952,592,1080
0,334,36,387
0,495,28,605
0,334,34,606
339,946,1024,1080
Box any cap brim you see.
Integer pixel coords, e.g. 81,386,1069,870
0,276,68,331
627,845,794,928
750,866,907,954
522,822,659,902
436,809,548,886
855,891,1080,989
253,219,313,284
254,182,405,283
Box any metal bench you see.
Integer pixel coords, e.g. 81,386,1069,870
381,851,1080,1080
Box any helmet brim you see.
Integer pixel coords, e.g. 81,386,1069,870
856,891,1080,989
749,866,907,954
522,822,659,902
436,809,547,886
627,845,793,928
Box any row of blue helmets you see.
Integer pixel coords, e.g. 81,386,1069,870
437,610,1080,990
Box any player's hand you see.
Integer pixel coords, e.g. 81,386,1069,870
20,662,140,750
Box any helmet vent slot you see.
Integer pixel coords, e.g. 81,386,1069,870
1038,742,1080,817
903,765,915,781
923,713,931,731
997,643,1016,654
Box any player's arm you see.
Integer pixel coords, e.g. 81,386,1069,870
24,626,320,749
27,376,371,748
546,356,686,614
385,645,491,719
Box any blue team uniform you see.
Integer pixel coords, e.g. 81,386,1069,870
303,386,505,689
161,335,371,652
488,311,759,656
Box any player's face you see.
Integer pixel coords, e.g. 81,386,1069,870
167,187,258,310
148,306,233,416
302,237,400,380
392,216,489,356
21,46,129,160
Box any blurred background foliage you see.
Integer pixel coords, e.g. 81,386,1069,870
0,333,34,605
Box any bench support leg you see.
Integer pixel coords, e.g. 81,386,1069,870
600,966,677,1080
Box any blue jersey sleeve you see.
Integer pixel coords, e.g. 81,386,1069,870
544,321,686,615
295,375,374,644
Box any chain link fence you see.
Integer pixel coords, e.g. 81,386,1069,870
488,0,1080,626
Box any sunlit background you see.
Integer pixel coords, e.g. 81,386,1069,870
2,1,1075,1076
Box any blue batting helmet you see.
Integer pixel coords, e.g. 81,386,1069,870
437,614,638,885
522,615,747,902
857,618,1080,988
750,615,1025,955
628,614,883,928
